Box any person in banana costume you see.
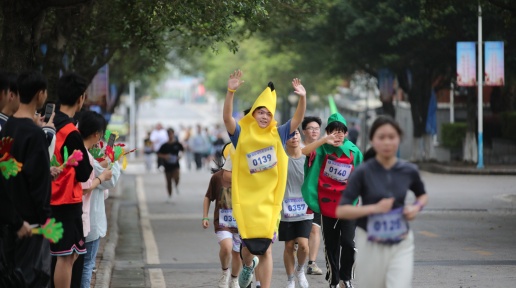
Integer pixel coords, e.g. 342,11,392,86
223,70,306,288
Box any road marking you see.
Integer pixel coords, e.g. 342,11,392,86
464,247,493,256
148,213,200,220
137,176,166,287
418,231,440,238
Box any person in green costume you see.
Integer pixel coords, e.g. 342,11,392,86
301,113,363,288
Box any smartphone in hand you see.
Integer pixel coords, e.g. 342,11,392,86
107,134,116,147
44,103,55,123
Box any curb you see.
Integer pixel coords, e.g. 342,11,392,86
94,188,121,287
417,162,516,175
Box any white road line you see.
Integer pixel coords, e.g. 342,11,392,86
136,176,166,288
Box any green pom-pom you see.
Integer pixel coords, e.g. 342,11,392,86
104,130,112,142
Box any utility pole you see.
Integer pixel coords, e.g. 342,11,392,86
477,3,484,168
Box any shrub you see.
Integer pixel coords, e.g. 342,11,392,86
441,123,468,149
500,111,516,142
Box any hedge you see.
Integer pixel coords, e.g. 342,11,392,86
500,111,516,142
441,122,468,149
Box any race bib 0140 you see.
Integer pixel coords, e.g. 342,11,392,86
323,159,352,183
219,209,237,228
282,198,308,218
246,146,278,174
367,207,408,244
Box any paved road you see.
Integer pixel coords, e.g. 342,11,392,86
111,163,516,288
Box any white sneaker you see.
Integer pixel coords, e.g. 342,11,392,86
285,279,296,288
229,277,240,288
296,269,309,288
218,269,230,288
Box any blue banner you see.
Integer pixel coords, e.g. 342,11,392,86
484,41,504,86
456,42,477,87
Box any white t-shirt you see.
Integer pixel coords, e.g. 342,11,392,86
150,129,169,152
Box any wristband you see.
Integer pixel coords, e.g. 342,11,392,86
202,217,209,221
227,88,236,93
414,200,424,211
96,177,102,184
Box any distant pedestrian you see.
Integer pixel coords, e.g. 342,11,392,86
150,123,169,170
157,128,184,202
347,121,359,145
143,131,154,172
336,116,428,288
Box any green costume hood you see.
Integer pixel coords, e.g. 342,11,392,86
301,113,363,214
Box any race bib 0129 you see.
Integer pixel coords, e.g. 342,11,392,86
323,159,352,183
367,207,408,244
246,146,278,174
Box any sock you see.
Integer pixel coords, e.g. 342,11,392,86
222,267,229,271
287,274,295,281
308,260,314,265
256,281,261,286
231,275,238,278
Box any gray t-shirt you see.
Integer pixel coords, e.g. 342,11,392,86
281,155,314,222
340,158,426,231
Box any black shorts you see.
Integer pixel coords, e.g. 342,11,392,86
312,212,321,227
278,220,312,242
50,203,86,256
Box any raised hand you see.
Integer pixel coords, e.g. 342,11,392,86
374,198,395,214
292,78,306,97
228,70,244,91
324,133,338,145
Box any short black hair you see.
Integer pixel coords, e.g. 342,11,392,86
7,73,18,95
167,128,175,134
58,72,88,106
0,71,9,93
243,107,251,116
17,71,47,104
78,111,106,139
302,116,322,130
325,121,347,134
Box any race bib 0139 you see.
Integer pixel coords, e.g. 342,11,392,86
323,159,352,183
367,207,408,244
219,209,237,228
246,146,278,174
282,198,308,218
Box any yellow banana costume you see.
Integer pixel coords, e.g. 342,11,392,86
230,85,288,245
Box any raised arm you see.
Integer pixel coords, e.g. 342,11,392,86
223,70,244,135
289,78,307,134
301,133,337,155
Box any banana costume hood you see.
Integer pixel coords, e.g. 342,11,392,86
230,83,288,246
301,113,363,216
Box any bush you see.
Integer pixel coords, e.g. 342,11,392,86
500,111,516,142
441,123,468,149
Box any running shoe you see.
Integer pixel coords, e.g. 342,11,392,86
229,277,239,288
306,263,323,275
296,269,309,288
218,269,230,288
238,256,259,287
339,280,354,288
285,279,296,288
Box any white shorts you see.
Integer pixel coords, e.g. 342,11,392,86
216,231,241,252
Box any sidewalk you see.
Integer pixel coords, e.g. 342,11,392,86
417,162,516,175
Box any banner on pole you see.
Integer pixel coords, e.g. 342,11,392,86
457,42,477,87
484,41,504,86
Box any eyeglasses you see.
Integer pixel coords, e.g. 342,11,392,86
305,127,320,132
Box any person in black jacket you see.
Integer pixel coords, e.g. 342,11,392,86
2,71,52,287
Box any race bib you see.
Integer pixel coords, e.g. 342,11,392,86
367,207,408,244
166,154,178,164
246,146,277,174
282,198,308,218
219,209,237,228
323,160,352,182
